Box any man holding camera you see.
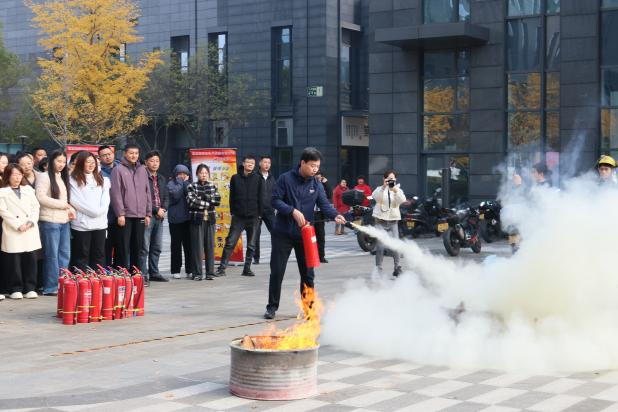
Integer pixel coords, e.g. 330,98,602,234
372,170,406,277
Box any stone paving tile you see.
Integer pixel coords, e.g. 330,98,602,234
443,384,500,402
562,398,615,412
566,381,614,398
441,401,491,412
364,392,430,412
313,385,373,403
498,391,555,409
338,370,394,385
509,376,561,391
459,370,508,384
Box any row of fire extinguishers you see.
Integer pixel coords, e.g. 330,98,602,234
57,265,145,325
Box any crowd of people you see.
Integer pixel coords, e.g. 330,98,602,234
0,145,372,306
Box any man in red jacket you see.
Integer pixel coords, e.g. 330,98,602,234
110,144,152,270
354,176,372,207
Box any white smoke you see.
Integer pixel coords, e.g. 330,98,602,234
321,174,618,373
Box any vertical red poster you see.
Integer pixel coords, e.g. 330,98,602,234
189,148,244,263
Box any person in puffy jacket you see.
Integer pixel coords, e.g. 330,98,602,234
167,164,193,279
332,179,349,235
372,169,406,277
35,150,75,295
69,151,111,271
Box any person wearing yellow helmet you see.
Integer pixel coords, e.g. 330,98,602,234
597,155,617,185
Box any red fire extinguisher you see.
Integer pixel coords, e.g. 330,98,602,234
77,277,92,323
101,275,115,321
57,275,66,318
89,277,102,322
62,278,78,325
124,275,133,317
302,224,320,268
132,273,145,317
114,276,126,320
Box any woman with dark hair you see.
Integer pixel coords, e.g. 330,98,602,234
0,164,42,299
16,152,36,188
187,163,220,281
0,152,9,180
69,151,110,270
35,150,74,296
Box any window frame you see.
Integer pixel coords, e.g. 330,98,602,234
208,32,228,74
170,35,190,73
601,7,618,157
272,26,293,107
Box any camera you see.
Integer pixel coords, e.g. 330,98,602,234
387,179,396,188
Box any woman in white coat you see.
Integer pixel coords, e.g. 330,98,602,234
69,151,111,270
372,169,406,277
0,164,42,299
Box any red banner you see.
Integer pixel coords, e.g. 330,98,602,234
66,144,115,163
189,148,243,263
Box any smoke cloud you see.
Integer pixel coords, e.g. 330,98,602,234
322,174,618,373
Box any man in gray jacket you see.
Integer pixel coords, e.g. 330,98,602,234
110,144,152,271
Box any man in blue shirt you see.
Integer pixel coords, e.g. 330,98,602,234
264,147,346,319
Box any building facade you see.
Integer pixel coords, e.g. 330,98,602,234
0,0,370,179
368,0,615,204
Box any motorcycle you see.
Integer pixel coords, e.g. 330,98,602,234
342,189,377,252
405,189,451,238
478,200,502,243
442,204,482,256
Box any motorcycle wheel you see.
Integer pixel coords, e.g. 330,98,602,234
442,227,461,257
480,221,500,243
471,237,482,253
357,231,377,252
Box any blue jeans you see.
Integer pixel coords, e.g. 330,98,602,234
139,217,163,277
39,222,71,294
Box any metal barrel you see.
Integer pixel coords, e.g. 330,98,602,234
229,337,319,400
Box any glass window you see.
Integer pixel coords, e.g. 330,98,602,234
208,33,227,73
546,0,560,14
426,156,444,197
508,72,542,110
603,0,618,8
508,112,541,150
459,0,470,21
424,51,456,78
546,15,560,70
273,27,292,106
449,156,470,206
423,114,470,151
508,0,541,16
506,18,542,71
171,35,190,73
602,109,618,154
424,78,456,112
456,77,470,111
546,112,560,151
602,68,618,106
424,0,456,23
602,11,618,66
340,29,358,108
546,72,560,109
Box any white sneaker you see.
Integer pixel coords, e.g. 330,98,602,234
24,291,38,299
0,294,4,301
172,273,181,279
9,292,23,299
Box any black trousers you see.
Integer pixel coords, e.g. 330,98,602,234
105,221,120,267
314,212,326,260
254,212,275,262
5,251,38,294
189,220,216,276
72,229,106,271
220,215,260,269
267,233,314,312
169,221,194,275
117,218,145,270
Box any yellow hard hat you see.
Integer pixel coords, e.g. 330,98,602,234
597,155,617,168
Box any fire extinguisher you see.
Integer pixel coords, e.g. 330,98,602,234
124,275,134,317
301,224,320,269
89,277,102,322
62,278,78,325
57,275,66,318
114,276,126,320
101,275,115,321
76,277,92,323
132,273,145,317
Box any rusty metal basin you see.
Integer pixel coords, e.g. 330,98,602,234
229,337,319,400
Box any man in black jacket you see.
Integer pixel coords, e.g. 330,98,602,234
216,155,261,277
140,150,169,284
254,155,276,264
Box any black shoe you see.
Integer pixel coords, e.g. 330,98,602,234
320,258,328,263
215,267,226,277
253,259,260,264
193,275,203,281
144,278,150,287
205,275,215,280
241,269,255,277
393,266,402,277
264,309,276,319
150,275,169,282
43,292,58,296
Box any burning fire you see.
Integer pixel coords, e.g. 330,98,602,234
241,285,323,350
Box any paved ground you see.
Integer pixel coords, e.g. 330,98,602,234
2,223,617,411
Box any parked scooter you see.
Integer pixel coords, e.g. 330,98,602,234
406,189,451,238
442,204,482,256
478,200,503,243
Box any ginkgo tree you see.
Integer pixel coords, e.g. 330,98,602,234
26,0,160,145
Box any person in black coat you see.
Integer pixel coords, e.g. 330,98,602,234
254,155,276,264
313,170,332,263
216,155,261,277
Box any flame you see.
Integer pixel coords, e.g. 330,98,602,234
241,285,323,350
